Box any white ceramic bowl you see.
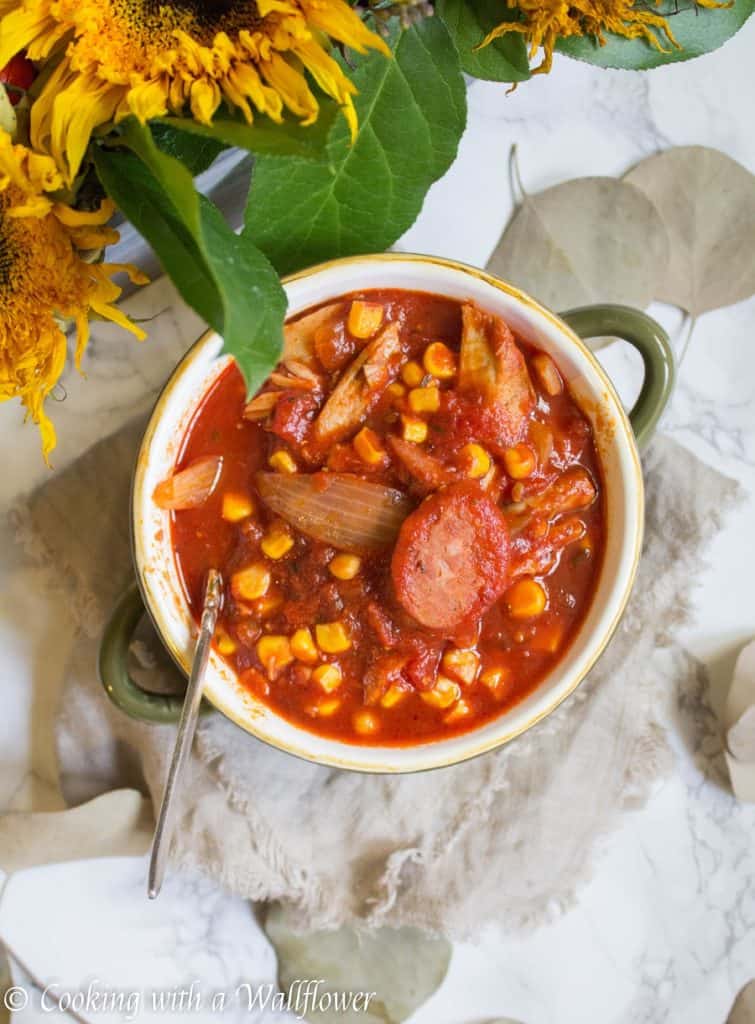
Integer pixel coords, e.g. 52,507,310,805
121,253,670,773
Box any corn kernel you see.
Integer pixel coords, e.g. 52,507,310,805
353,709,380,735
421,675,461,709
444,699,472,725
215,626,237,657
231,563,271,602
401,415,428,444
401,360,425,388
353,427,387,467
481,666,511,697
313,697,342,717
442,648,480,686
221,492,254,523
253,589,283,618
460,442,491,479
408,385,440,415
380,684,409,709
291,627,318,664
423,341,457,380
316,622,352,654
347,300,384,339
531,353,563,396
504,443,536,480
256,635,293,679
269,450,297,474
313,662,343,693
387,381,406,400
329,553,361,581
261,523,294,560
506,578,547,619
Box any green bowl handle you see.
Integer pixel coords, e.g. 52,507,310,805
98,582,186,723
559,304,675,450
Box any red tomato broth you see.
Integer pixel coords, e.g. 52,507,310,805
169,289,605,746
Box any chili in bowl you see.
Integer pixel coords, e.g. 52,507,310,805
100,254,673,773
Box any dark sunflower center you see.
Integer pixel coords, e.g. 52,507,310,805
124,0,262,44
0,208,17,295
144,0,239,17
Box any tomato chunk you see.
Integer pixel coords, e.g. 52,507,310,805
0,54,35,105
391,481,511,633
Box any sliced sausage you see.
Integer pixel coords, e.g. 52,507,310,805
391,481,510,633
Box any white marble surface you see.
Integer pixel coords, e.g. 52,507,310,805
2,21,755,1024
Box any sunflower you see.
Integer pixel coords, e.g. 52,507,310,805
0,131,146,461
0,0,390,184
482,0,730,75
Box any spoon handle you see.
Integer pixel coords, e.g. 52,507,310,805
147,569,223,899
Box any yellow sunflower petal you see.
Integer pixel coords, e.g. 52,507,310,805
17,321,68,466
69,225,120,249
101,262,150,286
293,36,358,140
0,140,147,462
260,51,318,124
28,57,70,155
226,63,284,122
0,131,63,213
0,6,55,68
89,296,147,341
74,311,90,369
189,77,222,124
5,194,52,217
300,0,391,56
3,0,391,179
53,198,116,227
49,77,122,184
25,387,59,466
126,78,170,122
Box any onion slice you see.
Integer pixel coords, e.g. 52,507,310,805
153,455,223,510
256,471,412,552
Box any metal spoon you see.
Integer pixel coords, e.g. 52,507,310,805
148,569,223,899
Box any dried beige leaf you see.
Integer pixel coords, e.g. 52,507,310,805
727,980,755,1023
487,176,669,312
265,905,451,1024
625,146,755,317
0,790,152,874
724,639,755,803
728,705,755,762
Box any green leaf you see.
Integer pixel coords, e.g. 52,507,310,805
93,121,287,396
117,117,202,230
155,101,338,160
245,17,467,276
93,147,224,328
150,121,226,175
436,0,530,81
557,0,754,69
200,198,288,388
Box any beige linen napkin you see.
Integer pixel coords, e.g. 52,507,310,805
10,417,740,938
